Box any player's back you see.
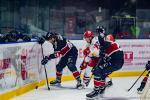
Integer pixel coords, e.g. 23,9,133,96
54,36,78,57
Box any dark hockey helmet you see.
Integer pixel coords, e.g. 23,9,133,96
55,34,63,41
96,26,105,35
45,32,56,40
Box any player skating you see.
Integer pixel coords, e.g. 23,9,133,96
41,32,84,89
137,61,150,94
86,26,124,99
80,30,112,87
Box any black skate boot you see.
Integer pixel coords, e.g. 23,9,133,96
99,86,106,94
50,79,61,86
86,88,100,99
76,79,84,89
86,86,106,99
137,87,144,94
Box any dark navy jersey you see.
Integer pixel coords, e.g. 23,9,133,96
98,36,120,56
54,35,78,57
54,37,66,51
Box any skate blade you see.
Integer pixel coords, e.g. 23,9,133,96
77,85,85,90
86,96,99,100
50,83,61,87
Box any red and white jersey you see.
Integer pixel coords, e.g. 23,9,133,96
84,37,100,57
98,34,120,57
106,34,115,42
105,42,120,56
55,41,73,57
81,37,100,79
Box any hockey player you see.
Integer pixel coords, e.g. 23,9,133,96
86,26,124,99
80,31,100,86
80,31,113,87
41,32,84,89
39,32,55,58
137,61,150,94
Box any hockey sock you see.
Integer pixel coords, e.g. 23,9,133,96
94,76,106,88
72,71,80,80
56,71,62,81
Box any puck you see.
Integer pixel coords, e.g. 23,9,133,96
35,86,38,89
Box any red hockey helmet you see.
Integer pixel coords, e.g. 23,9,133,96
106,34,115,42
84,31,94,38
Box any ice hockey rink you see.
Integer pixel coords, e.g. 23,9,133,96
11,77,143,100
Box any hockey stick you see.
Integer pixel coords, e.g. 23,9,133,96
40,44,50,90
127,69,147,92
80,70,82,75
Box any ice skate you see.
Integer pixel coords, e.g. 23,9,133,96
137,86,144,94
86,89,99,100
76,79,85,89
50,79,61,86
83,79,90,87
86,87,105,99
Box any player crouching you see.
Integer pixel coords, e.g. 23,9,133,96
41,32,84,89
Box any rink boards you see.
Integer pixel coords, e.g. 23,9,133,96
0,39,150,99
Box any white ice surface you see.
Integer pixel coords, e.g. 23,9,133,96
11,77,143,100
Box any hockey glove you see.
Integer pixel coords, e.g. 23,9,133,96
96,26,105,38
37,37,45,45
41,56,49,65
83,47,90,56
145,61,150,71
